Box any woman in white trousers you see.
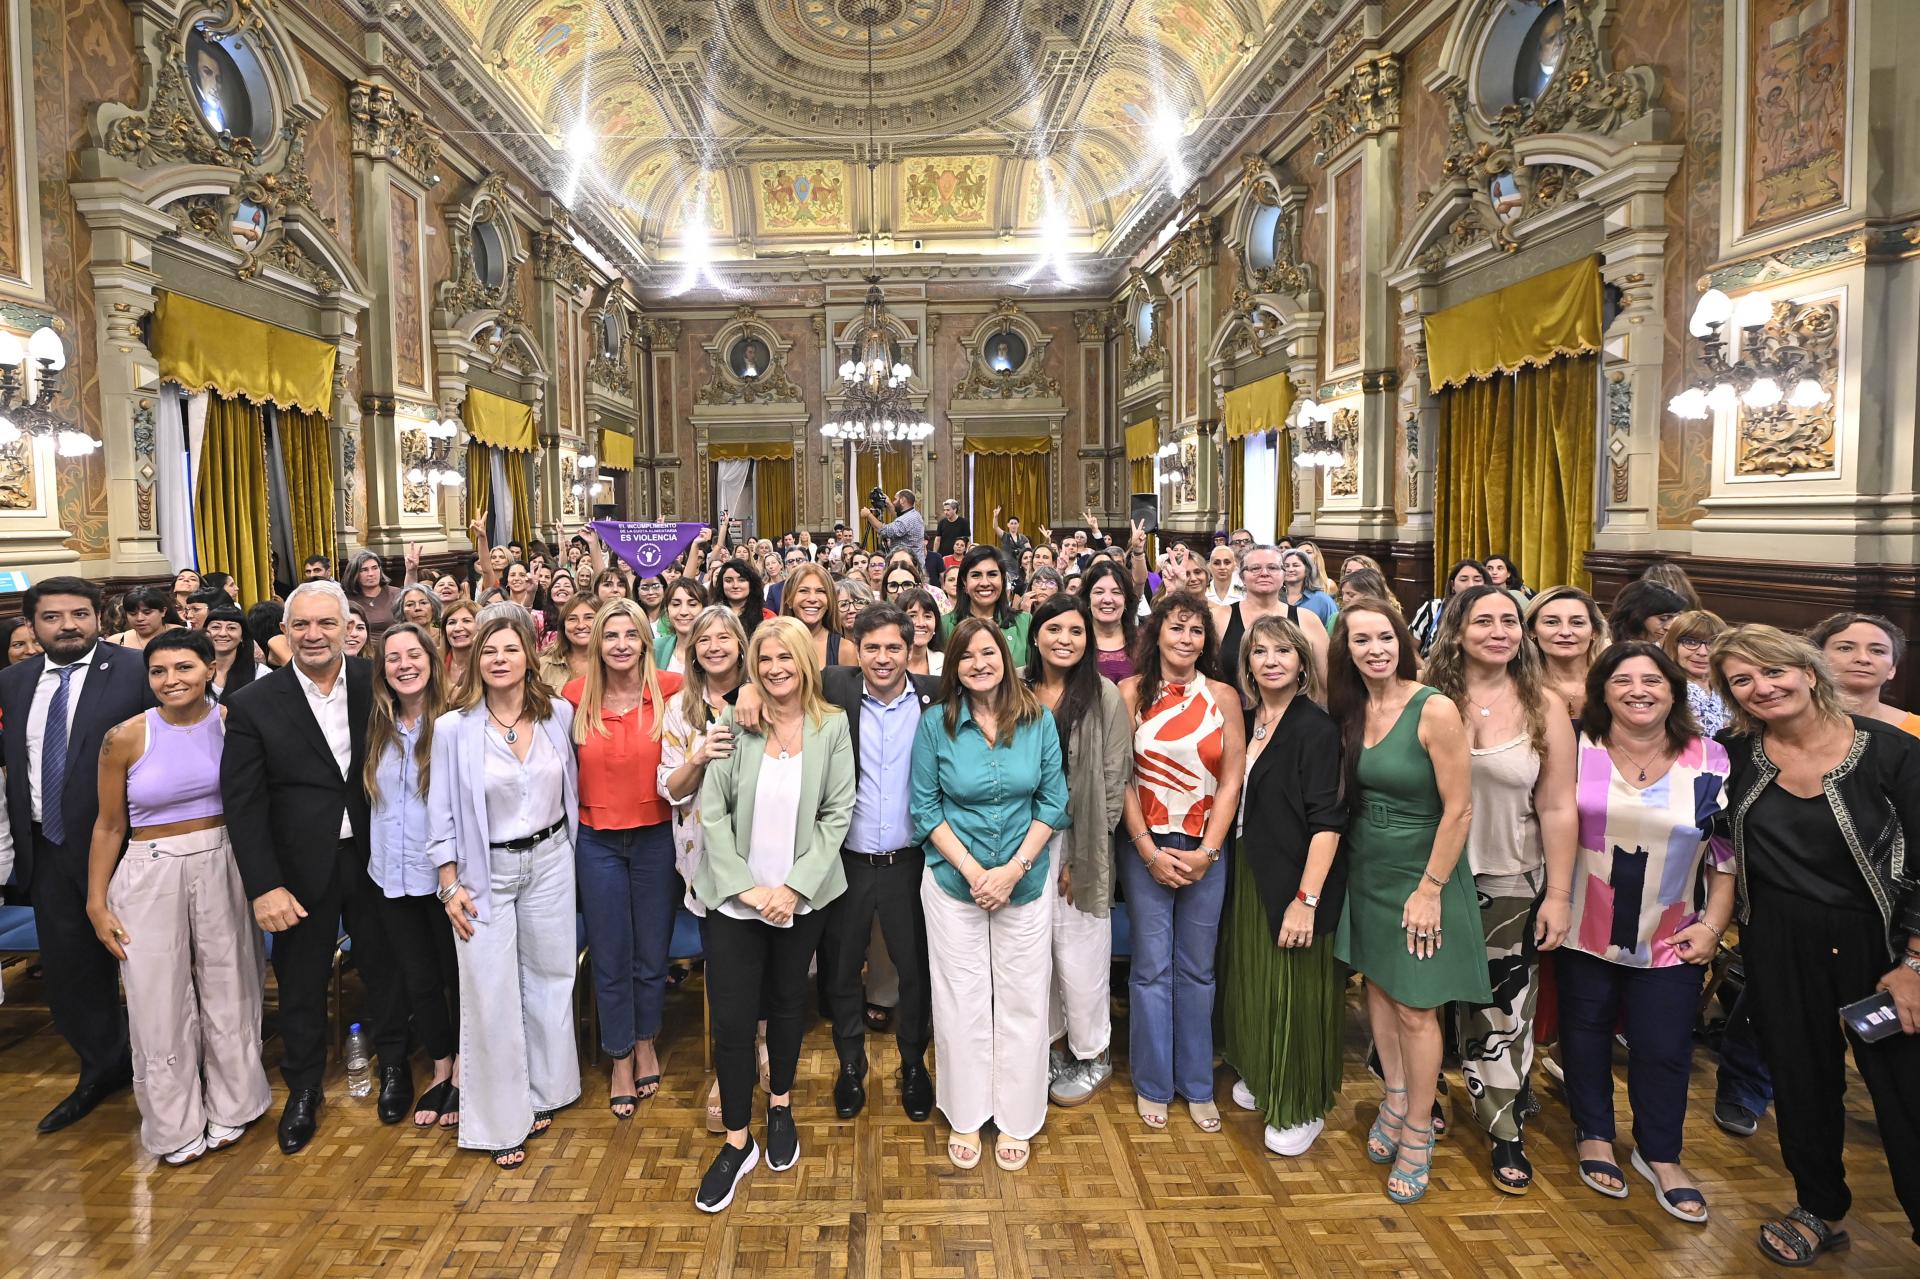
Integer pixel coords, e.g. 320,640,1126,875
430,605,580,1169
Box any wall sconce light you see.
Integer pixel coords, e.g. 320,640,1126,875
0,326,96,455
1667,288,1831,419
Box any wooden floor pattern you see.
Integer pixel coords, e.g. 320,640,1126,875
0,961,1913,1278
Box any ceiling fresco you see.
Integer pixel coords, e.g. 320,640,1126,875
435,0,1283,285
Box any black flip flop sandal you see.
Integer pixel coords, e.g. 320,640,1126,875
492,1144,525,1170
1490,1138,1532,1195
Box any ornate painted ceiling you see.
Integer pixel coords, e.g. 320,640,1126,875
429,0,1294,288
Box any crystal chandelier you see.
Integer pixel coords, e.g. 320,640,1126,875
0,326,98,456
819,9,932,454
1667,288,1831,420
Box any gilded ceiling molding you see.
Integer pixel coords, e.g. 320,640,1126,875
1306,55,1401,168
348,82,441,185
1072,310,1109,343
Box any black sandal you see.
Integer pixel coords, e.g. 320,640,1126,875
492,1144,525,1170
666,963,690,988
437,1085,460,1129
529,1110,554,1139
414,1078,456,1129
1758,1207,1850,1267
864,1003,893,1032
1490,1138,1532,1196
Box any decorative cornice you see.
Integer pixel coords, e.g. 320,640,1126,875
533,226,595,294
1162,215,1217,280
1072,309,1108,342
1307,56,1401,168
586,353,633,397
348,81,441,183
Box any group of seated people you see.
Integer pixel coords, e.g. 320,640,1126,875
0,506,1914,1264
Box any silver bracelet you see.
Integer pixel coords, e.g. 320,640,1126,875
435,880,461,904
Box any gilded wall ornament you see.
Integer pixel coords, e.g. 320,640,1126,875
348,82,441,184
1734,301,1839,477
440,173,523,321
1308,56,1401,167
1162,216,1216,279
1329,406,1361,497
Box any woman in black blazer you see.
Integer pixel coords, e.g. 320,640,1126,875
1221,613,1347,1159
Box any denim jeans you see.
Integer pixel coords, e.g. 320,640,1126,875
1117,833,1227,1104
1714,983,1774,1115
575,822,678,1058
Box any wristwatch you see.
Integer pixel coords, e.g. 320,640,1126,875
1202,846,1222,864
1903,955,1920,978
1295,889,1320,908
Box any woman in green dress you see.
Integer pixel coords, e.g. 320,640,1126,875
1329,598,1490,1204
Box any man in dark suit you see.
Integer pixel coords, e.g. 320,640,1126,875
820,602,938,1121
1,576,149,1132
221,580,388,1153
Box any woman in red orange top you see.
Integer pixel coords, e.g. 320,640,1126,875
564,598,684,1118
1117,591,1246,1135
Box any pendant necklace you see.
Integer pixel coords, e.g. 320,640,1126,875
1253,705,1282,740
1466,685,1506,719
771,717,800,760
487,705,521,745
1614,743,1662,782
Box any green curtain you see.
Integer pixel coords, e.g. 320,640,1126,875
756,457,795,540
971,451,1047,541
280,408,336,571
466,439,492,530
503,450,533,549
194,395,273,606
1434,353,1597,590
856,446,912,548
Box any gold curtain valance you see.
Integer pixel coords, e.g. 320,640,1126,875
599,428,634,471
463,387,537,453
152,293,337,417
1222,375,1295,442
708,439,794,461
1423,256,1604,390
962,434,1051,456
1125,418,1159,461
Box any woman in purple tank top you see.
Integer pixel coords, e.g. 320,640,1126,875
84,628,270,1166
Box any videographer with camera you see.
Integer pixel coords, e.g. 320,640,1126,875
861,488,925,567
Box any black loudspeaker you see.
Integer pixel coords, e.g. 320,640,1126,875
1130,493,1159,534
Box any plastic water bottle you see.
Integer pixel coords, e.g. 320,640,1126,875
344,1023,372,1098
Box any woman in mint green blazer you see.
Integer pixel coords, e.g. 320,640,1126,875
692,616,854,1212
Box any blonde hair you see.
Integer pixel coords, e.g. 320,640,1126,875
1710,623,1851,736
1661,609,1727,668
1237,614,1325,706
363,623,446,806
746,615,837,729
572,598,666,744
779,562,842,635
1525,584,1610,668
677,605,749,731
455,607,555,722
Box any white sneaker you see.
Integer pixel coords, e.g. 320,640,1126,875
1230,1079,1259,1112
1263,1117,1324,1157
163,1135,208,1166
205,1122,245,1150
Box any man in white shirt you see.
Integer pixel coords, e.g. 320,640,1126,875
0,576,150,1132
221,580,385,1152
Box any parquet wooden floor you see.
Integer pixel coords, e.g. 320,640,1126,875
0,960,1913,1278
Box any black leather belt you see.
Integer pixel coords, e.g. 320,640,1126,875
491,818,566,851
844,846,918,865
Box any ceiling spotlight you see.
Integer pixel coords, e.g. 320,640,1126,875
566,119,596,162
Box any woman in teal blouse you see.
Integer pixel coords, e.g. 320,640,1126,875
912,617,1069,1174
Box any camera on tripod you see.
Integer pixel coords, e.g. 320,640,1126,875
867,486,890,520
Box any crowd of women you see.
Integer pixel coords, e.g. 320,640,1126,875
3,507,1916,1265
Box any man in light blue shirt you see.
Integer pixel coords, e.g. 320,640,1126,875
819,602,939,1123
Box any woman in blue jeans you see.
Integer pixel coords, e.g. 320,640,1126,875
1117,593,1246,1133
562,598,683,1117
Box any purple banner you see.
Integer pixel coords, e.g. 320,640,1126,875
591,521,707,577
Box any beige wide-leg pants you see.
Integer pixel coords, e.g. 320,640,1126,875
1047,833,1112,1059
108,827,270,1156
922,873,1053,1141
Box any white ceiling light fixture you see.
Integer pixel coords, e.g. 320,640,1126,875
820,8,933,455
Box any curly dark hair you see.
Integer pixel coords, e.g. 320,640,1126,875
1128,590,1221,721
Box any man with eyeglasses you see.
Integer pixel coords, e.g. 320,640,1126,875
1229,529,1255,555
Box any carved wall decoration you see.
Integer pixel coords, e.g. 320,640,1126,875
347,81,440,184
103,1,279,171
389,181,427,393
0,428,32,510
133,399,157,530
697,309,802,406
1606,374,1633,501
399,425,431,515
1329,406,1361,497
1307,55,1401,167
1733,299,1839,477
1404,412,1419,485
585,300,633,396
1177,439,1198,506
1743,0,1848,233
1162,215,1216,280
340,426,360,529
532,226,594,295
658,468,677,519
1329,160,1364,372
952,301,1060,401
437,173,523,323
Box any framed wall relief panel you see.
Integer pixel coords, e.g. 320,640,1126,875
388,182,429,396
0,0,40,298
557,301,573,433
1329,157,1364,376
1733,0,1853,246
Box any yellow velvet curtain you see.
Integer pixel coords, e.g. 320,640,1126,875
193,395,273,605
466,439,492,528
1423,256,1605,389
708,440,795,461
965,436,1049,540
279,408,336,571
1434,353,1597,590
1275,436,1294,543
152,293,337,416
462,387,537,453
756,458,795,540
1222,375,1294,441
1226,441,1246,534
599,428,634,471
1126,417,1158,496
502,450,533,549
856,446,913,548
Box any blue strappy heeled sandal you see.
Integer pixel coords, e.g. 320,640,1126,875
1366,1086,1408,1165
1387,1120,1436,1204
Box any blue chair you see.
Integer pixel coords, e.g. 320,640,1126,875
0,903,38,953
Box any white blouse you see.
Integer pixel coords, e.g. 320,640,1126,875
719,751,810,924
483,725,566,844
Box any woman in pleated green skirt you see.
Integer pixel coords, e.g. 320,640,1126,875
1220,615,1348,1157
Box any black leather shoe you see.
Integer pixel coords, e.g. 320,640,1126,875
37,1068,132,1135
833,1059,867,1119
899,1061,933,1123
376,1064,412,1126
278,1089,322,1154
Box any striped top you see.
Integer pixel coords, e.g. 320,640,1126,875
1133,680,1227,838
